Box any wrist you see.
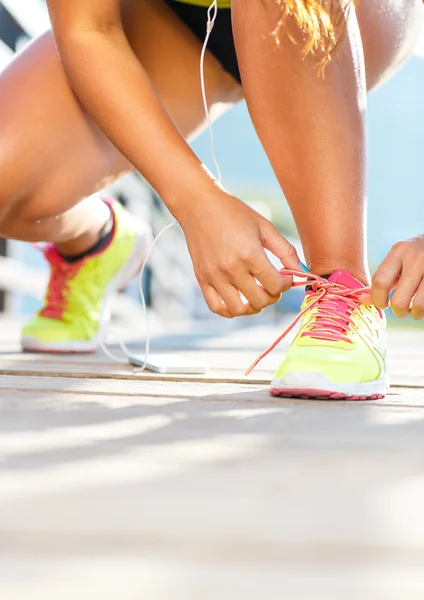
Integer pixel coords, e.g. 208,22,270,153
161,171,227,225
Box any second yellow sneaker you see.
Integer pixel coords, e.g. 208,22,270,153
21,199,152,353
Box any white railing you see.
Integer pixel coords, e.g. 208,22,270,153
0,0,49,71
0,37,11,69
1,0,49,38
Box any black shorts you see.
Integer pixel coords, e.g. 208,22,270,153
164,1,240,83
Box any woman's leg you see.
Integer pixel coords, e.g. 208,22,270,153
358,0,424,91
232,0,422,283
0,0,241,253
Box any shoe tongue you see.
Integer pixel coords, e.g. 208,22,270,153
44,245,78,271
46,246,73,268
304,270,363,341
327,270,365,290
43,244,61,262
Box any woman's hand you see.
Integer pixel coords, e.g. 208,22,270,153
361,236,424,320
177,189,301,318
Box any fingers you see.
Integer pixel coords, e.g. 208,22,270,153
201,283,259,318
216,282,260,317
371,254,402,309
260,221,301,271
201,285,233,318
199,246,292,318
197,220,298,318
359,291,372,306
249,249,293,296
233,272,281,313
391,270,423,318
411,280,424,321
201,261,284,318
369,239,424,319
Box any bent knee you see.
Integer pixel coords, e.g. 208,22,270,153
0,192,49,241
359,0,424,91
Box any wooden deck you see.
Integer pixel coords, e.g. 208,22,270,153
0,315,423,599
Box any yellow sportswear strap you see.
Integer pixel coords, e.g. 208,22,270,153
173,0,231,8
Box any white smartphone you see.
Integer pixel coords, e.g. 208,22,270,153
128,353,209,375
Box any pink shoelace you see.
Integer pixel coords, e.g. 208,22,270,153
40,247,82,320
245,270,371,375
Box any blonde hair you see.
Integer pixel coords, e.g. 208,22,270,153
275,1,354,68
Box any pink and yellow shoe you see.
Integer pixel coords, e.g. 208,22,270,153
21,199,152,353
247,270,388,400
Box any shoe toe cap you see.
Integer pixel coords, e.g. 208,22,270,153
274,351,380,384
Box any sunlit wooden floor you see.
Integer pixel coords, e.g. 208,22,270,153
0,316,423,600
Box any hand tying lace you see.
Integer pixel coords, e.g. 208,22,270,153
245,270,371,375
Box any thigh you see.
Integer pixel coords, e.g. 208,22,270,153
356,0,424,90
0,0,241,217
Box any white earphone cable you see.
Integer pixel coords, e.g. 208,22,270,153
200,0,222,185
98,221,177,369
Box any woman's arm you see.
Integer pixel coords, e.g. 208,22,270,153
47,0,214,208
46,0,300,317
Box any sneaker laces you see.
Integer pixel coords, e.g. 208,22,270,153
40,246,81,320
245,270,371,375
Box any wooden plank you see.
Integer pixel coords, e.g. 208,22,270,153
0,332,422,598
0,319,423,387
0,372,420,404
1,379,424,597
2,555,423,600
1,378,424,564
0,348,423,388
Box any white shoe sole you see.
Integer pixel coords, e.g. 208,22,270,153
270,371,389,400
21,220,153,354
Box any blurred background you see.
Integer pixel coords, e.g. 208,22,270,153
0,0,423,324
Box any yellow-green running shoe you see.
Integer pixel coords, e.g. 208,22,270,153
247,270,388,400
21,199,152,353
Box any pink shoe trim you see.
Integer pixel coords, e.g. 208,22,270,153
269,387,385,401
36,198,120,321
39,247,83,320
